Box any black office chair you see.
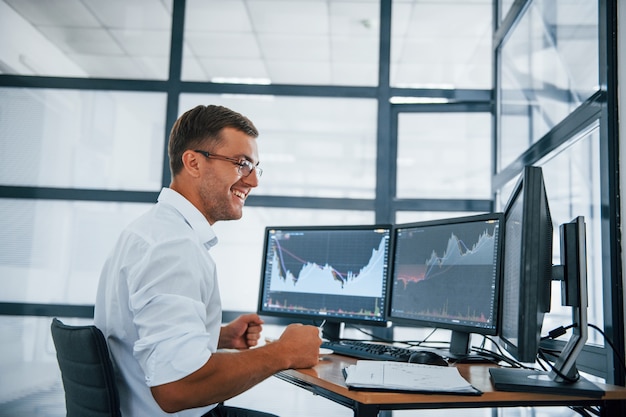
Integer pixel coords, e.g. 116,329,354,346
51,318,121,417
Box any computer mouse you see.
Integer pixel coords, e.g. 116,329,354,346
408,350,448,367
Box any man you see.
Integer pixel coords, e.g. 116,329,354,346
94,105,322,417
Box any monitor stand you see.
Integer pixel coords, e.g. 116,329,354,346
436,331,494,363
489,368,604,397
320,321,343,341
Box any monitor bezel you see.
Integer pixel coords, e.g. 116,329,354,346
387,212,505,338
256,223,394,328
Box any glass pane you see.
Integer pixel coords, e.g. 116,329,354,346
391,0,492,89
499,0,515,23
396,112,492,199
0,0,172,79
0,88,166,191
395,211,488,224
0,199,151,304
182,0,380,86
498,0,599,170
540,128,603,346
497,126,603,345
212,207,375,312
179,94,378,198
0,316,71,415
0,196,374,312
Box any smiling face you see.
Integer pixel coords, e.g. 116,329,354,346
173,127,260,225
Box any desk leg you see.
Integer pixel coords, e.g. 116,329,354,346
600,399,626,417
353,403,380,417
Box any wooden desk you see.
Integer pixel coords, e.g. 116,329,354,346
275,354,626,417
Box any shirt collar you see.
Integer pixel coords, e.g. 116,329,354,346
157,187,218,248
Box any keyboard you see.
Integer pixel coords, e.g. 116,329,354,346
321,340,416,362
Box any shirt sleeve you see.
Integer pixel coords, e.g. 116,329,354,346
128,236,218,387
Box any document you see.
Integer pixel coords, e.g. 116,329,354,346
343,360,481,395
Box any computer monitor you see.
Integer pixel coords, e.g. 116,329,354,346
498,165,553,363
388,213,504,360
489,166,603,397
257,224,393,339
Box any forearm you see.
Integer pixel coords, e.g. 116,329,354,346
151,342,289,413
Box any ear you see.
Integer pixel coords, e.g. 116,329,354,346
181,150,202,179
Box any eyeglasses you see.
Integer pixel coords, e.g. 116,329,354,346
193,150,263,178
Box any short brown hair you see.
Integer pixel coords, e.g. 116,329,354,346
168,105,259,176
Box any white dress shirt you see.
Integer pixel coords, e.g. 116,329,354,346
95,187,221,417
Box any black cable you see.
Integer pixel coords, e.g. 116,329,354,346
342,324,453,350
588,323,626,373
536,319,626,417
536,348,580,383
409,327,438,347
344,324,393,343
542,322,626,375
540,324,576,341
482,335,507,357
569,406,592,417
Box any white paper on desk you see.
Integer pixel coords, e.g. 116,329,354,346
344,360,478,393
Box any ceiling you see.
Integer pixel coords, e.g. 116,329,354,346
1,0,493,88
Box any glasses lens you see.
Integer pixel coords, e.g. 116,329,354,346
240,161,252,176
237,160,262,178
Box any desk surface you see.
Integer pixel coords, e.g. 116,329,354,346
275,354,626,416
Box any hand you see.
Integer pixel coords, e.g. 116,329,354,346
218,313,264,350
276,323,322,369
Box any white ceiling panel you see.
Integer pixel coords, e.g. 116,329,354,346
331,35,378,63
405,3,491,38
136,55,169,79
110,29,171,56
258,34,329,60
181,49,206,79
186,32,261,58
329,1,380,35
36,27,125,55
185,0,252,32
265,60,331,85
83,0,172,30
4,0,100,27
247,1,329,34
198,57,269,80
67,54,148,78
331,62,378,85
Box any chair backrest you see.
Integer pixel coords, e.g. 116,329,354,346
51,318,121,417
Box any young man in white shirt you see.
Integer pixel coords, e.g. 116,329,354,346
95,104,321,417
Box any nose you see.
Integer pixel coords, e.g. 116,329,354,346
242,169,260,187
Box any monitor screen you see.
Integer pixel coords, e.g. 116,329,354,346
388,213,504,357
499,165,553,363
257,225,393,330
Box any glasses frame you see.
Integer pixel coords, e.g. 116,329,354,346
193,150,263,178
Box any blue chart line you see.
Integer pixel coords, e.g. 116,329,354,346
269,236,387,297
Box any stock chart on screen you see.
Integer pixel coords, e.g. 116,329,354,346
390,216,501,331
258,226,392,324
